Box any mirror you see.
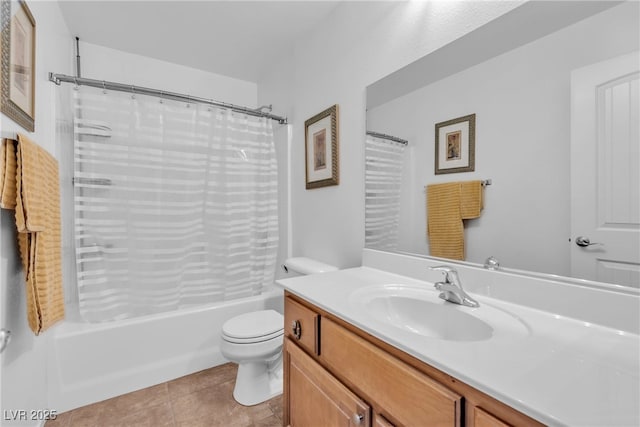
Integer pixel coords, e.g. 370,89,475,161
365,1,639,286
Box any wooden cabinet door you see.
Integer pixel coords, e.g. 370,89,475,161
373,414,395,427
284,338,371,427
320,317,462,427
473,407,512,427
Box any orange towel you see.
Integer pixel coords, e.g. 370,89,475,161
1,134,65,334
426,180,483,260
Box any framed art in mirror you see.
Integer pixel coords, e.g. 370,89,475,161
435,114,475,174
305,104,339,189
1,0,35,132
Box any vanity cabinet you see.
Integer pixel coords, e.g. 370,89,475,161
284,293,544,427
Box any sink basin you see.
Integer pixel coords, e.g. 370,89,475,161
349,284,529,342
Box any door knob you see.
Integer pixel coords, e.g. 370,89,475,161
575,236,603,247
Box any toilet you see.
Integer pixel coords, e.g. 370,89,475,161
220,257,337,406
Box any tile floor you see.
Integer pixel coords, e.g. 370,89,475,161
45,363,283,427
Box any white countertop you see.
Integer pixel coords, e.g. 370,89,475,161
276,266,640,427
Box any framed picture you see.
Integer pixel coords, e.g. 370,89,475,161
1,0,36,132
305,104,339,189
435,114,475,174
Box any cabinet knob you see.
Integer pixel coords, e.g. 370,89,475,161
352,413,364,425
291,320,302,340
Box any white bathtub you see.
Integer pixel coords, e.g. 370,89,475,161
46,286,284,413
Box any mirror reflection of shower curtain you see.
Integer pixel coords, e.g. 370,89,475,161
365,134,406,251
66,85,278,322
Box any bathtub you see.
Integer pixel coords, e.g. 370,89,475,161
46,286,284,413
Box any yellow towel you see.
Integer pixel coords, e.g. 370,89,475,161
1,139,18,209
427,182,464,260
426,180,483,260
3,134,65,334
460,180,483,219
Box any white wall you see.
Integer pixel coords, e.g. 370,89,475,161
0,1,73,425
367,2,639,276
258,1,524,270
77,42,257,108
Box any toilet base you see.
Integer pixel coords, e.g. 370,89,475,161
232,353,283,406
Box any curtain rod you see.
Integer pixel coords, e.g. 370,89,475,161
366,131,408,146
48,72,288,124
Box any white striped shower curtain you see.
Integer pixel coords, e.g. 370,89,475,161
365,134,406,251
68,86,278,322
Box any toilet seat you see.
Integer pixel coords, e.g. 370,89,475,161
222,310,283,344
223,330,284,344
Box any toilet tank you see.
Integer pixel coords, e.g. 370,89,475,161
282,257,338,277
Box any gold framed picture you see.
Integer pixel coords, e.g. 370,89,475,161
435,114,475,174
1,0,36,132
305,104,339,189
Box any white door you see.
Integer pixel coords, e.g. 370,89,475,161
571,51,640,287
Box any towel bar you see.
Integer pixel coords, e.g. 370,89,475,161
423,179,492,192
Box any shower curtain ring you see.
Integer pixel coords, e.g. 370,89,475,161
73,77,79,91
131,86,136,99
102,81,107,94
186,96,191,108
159,91,164,104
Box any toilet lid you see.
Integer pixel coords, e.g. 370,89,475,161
222,310,284,340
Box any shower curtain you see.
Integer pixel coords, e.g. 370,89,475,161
61,85,278,322
365,134,406,251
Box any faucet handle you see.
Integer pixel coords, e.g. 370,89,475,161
429,265,460,284
484,256,500,270
430,265,456,274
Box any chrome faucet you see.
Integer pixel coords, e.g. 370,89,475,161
430,266,479,308
484,256,500,270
